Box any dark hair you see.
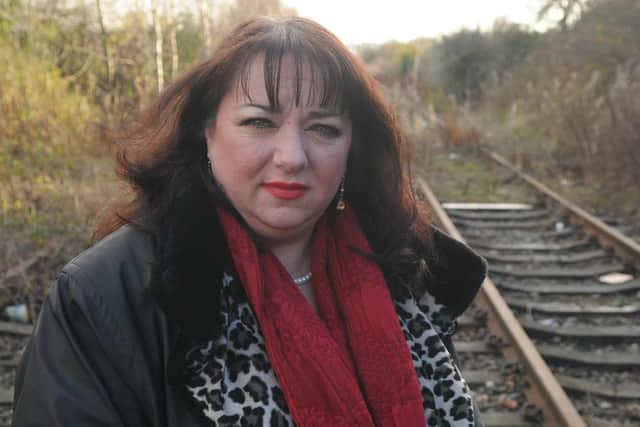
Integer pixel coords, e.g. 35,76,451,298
95,16,432,293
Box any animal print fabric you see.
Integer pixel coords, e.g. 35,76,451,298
185,273,474,426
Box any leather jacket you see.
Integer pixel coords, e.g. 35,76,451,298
12,223,486,427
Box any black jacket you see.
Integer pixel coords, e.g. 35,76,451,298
12,222,486,427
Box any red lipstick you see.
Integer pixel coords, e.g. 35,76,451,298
262,181,309,200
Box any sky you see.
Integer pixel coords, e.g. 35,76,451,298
282,0,546,45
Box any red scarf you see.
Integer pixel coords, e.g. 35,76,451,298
218,207,425,427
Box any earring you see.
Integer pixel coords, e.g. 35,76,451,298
336,177,346,211
207,158,213,176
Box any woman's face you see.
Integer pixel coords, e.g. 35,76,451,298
206,55,352,246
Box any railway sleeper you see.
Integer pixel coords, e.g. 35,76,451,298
466,237,593,252
454,337,509,354
446,209,551,221
462,370,503,386
495,279,640,294
0,388,12,405
461,227,578,240
583,416,640,427
479,411,540,427
0,321,33,336
558,375,640,400
457,315,484,327
0,357,19,368
536,344,640,368
488,263,626,279
519,319,640,339
505,298,640,316
441,203,536,211
479,249,609,264
454,219,555,230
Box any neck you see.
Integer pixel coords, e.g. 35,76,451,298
267,232,313,278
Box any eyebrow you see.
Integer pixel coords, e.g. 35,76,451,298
242,103,281,113
241,103,342,118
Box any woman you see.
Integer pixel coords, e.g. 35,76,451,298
12,16,486,427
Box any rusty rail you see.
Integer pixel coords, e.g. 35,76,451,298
484,150,640,268
417,177,587,427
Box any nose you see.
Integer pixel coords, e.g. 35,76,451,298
273,124,308,173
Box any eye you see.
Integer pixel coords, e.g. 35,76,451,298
308,124,342,138
239,117,274,129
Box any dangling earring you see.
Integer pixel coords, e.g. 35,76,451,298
336,177,346,211
207,158,213,176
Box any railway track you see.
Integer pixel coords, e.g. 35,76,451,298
418,151,640,427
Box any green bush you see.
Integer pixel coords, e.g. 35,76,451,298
0,38,107,239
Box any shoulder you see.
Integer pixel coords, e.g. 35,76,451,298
15,227,171,425
64,224,154,292
46,225,158,346
415,227,487,318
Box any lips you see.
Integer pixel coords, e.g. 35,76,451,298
262,182,309,200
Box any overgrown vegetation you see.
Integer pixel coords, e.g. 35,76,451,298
360,0,640,219
0,28,104,236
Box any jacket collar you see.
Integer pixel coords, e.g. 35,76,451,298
424,227,487,318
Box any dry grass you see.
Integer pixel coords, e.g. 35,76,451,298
0,38,121,310
438,112,481,149
476,59,640,223
381,83,534,204
0,154,119,309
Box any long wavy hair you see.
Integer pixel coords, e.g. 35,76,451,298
95,16,432,292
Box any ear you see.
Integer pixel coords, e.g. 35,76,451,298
205,122,215,143
204,122,215,158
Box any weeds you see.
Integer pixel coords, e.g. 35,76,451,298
0,38,114,281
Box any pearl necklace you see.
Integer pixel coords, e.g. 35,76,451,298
293,272,313,285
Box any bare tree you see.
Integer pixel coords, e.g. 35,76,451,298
198,0,213,57
94,0,115,110
537,0,587,30
167,0,179,78
150,0,164,92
